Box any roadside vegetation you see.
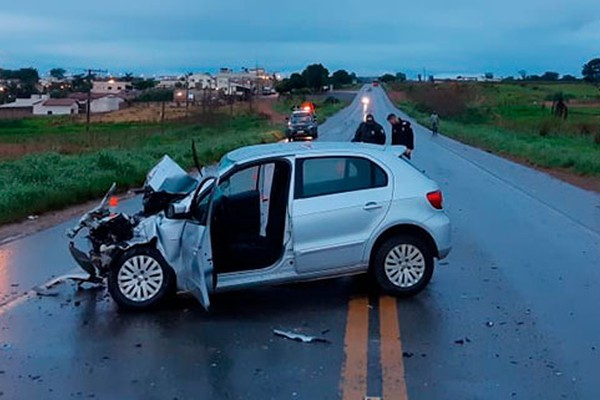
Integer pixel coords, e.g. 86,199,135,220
389,81,600,176
273,96,349,121
0,113,280,225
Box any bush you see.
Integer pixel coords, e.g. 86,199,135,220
405,83,481,120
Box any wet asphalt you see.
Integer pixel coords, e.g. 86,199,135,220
1,87,600,399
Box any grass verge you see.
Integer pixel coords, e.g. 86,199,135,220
272,96,349,121
398,101,600,176
0,114,279,225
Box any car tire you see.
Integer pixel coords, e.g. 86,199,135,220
373,235,434,297
108,247,175,311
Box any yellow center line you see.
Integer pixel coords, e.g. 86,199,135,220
380,295,408,400
341,296,370,400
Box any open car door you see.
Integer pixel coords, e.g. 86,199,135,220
180,177,216,310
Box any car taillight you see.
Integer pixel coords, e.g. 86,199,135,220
427,190,443,210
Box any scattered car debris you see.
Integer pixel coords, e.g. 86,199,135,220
486,321,494,327
402,351,414,358
454,337,472,345
273,329,330,344
27,215,39,221
32,286,59,297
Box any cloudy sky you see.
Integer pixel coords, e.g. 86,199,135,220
1,0,598,78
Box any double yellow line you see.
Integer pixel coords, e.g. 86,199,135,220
341,296,408,400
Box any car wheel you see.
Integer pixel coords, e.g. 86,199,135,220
108,247,175,311
373,235,433,297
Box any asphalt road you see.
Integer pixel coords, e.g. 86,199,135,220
1,86,599,399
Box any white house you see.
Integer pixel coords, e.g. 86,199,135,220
157,76,183,89
33,98,79,115
90,95,126,113
188,73,214,89
92,80,132,94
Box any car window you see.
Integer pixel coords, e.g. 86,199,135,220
291,114,312,124
220,165,259,196
295,156,388,199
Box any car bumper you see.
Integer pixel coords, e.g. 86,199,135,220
423,212,452,259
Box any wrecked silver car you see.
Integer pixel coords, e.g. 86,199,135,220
68,142,452,311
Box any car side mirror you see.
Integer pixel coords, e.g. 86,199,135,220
165,203,188,219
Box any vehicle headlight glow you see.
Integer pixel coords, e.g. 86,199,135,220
361,97,370,105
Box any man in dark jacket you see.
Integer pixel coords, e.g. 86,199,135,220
352,114,386,145
387,113,414,158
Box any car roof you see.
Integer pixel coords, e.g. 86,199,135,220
225,141,404,164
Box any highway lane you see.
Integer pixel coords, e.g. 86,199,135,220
1,86,599,399
323,86,600,399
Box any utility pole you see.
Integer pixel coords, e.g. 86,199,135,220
85,68,107,132
185,72,191,119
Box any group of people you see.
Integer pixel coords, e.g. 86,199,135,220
352,113,415,158
352,112,440,159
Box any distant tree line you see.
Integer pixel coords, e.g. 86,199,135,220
378,72,407,83
276,64,358,93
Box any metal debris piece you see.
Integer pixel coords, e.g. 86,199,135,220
486,321,494,327
32,286,59,297
273,329,330,344
27,215,39,221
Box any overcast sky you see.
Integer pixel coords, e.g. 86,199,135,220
1,0,598,78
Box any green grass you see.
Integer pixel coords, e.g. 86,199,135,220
393,82,600,176
399,101,600,175
273,96,349,121
0,114,279,225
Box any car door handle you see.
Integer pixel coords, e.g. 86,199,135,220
363,202,383,211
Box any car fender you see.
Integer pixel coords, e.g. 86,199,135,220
363,219,441,265
113,214,187,278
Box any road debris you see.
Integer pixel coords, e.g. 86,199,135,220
32,286,59,297
273,329,330,344
454,337,472,345
486,321,494,327
27,215,39,221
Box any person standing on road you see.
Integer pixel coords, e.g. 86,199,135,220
352,114,386,145
430,112,439,135
387,113,415,159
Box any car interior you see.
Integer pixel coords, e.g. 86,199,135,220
211,160,291,273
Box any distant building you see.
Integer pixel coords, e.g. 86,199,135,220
92,80,133,94
157,76,183,89
69,92,128,113
0,95,48,119
188,73,215,89
33,98,79,115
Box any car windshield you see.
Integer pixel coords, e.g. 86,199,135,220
291,113,312,124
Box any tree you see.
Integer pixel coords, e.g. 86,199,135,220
560,74,578,82
330,69,353,87
132,78,157,90
71,73,92,92
275,72,306,94
518,70,527,80
540,71,559,81
49,68,66,80
582,58,600,83
122,72,134,82
0,68,39,85
484,72,494,80
379,73,396,83
395,72,407,82
301,64,329,91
